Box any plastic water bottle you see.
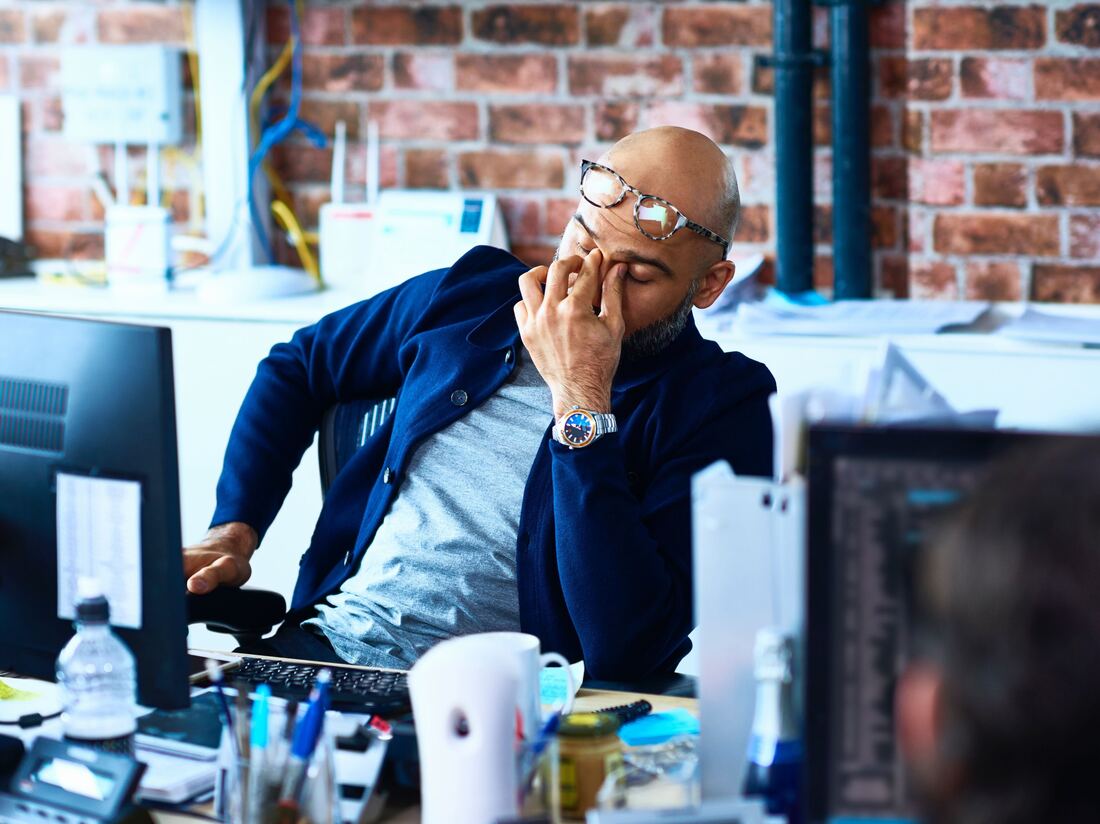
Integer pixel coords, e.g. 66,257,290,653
742,628,803,824
55,580,138,756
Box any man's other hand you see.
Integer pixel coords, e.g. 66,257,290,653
183,522,258,594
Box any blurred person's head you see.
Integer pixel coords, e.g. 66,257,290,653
554,126,740,358
897,438,1100,824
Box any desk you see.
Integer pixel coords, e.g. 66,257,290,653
151,688,698,824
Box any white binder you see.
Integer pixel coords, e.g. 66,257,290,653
692,462,805,801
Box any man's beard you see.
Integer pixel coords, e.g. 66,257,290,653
621,277,699,361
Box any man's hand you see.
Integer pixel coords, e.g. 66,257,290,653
183,522,258,594
515,248,626,419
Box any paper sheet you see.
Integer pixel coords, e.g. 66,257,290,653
539,660,585,713
55,472,143,629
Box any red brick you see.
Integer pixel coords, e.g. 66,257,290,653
965,261,1022,301
511,244,557,268
546,198,577,236
472,5,579,46
736,205,770,244
286,188,327,231
974,164,1028,207
813,256,834,291
26,138,94,178
752,63,831,100
267,6,346,46
405,149,449,189
302,54,383,93
352,6,462,45
347,144,399,190
1070,215,1100,259
568,55,683,98
813,105,831,146
23,186,91,222
393,53,453,92
694,54,743,95
490,105,585,145
960,58,1029,100
24,230,104,260
271,144,333,184
913,6,1046,50
371,101,478,142
31,9,93,44
644,102,767,148
1033,265,1100,303
873,155,908,201
18,55,58,90
931,110,1064,155
1056,5,1100,47
813,204,832,244
1037,165,1100,206
879,58,952,101
934,214,1060,256
910,261,959,300
1035,59,1100,101
0,10,24,43
458,151,564,190
872,206,899,249
499,196,543,243
585,5,657,48
872,104,896,148
870,2,906,49
903,110,924,154
456,54,557,94
879,255,910,299
663,5,772,47
26,97,63,133
908,159,966,206
1075,113,1100,158
97,5,184,44
907,209,929,254
298,100,361,139
594,102,639,142
739,153,775,202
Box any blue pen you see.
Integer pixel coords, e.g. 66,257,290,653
204,660,237,757
276,669,331,820
246,684,271,824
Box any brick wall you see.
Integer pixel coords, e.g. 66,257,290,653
2,1,1098,302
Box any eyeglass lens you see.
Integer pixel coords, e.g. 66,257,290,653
581,166,679,239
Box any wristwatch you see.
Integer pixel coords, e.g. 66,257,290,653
553,406,618,449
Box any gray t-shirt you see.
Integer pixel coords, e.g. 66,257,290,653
304,348,553,669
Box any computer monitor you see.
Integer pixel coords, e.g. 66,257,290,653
804,423,1092,824
0,310,189,710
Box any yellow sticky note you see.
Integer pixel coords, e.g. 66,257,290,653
0,679,38,701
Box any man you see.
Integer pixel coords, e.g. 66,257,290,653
183,126,776,679
896,439,1100,823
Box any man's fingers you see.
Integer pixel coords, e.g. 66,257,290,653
546,256,582,304
517,267,546,316
185,553,246,594
599,264,626,333
569,248,603,312
513,300,528,328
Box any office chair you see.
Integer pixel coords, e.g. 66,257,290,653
185,397,395,646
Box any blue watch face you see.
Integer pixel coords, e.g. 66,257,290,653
562,411,594,446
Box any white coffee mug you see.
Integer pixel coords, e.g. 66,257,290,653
462,631,576,741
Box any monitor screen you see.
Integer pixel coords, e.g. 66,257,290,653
804,424,1088,824
0,310,189,709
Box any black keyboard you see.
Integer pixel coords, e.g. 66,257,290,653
233,657,410,716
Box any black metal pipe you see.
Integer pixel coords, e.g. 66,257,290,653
830,1,873,299
772,0,816,295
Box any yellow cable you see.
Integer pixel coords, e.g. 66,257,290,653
272,200,320,283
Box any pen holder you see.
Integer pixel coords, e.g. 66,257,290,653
214,704,337,824
518,735,560,824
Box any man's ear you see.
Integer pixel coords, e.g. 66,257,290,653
692,259,735,310
896,663,944,769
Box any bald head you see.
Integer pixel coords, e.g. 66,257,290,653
599,127,741,252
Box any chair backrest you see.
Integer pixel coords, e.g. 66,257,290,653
318,397,396,496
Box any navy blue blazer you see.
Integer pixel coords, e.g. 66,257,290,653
211,246,775,678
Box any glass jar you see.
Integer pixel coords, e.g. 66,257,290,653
558,712,623,819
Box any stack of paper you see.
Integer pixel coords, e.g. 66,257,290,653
996,307,1100,346
734,299,990,337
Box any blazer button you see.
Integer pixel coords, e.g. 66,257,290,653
504,349,513,364
450,389,468,406
383,467,393,484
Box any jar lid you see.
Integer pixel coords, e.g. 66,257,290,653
558,711,621,738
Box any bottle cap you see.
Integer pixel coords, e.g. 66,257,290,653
74,577,110,623
558,712,620,738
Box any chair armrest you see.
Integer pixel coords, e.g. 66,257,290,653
185,588,287,638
